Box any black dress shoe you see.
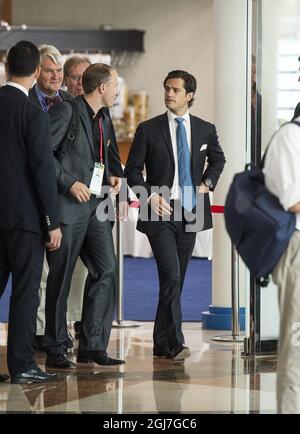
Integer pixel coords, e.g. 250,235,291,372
153,346,172,358
46,353,76,369
0,373,9,382
171,345,191,361
11,367,58,384
77,351,126,366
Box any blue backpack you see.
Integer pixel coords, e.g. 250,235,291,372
224,122,299,285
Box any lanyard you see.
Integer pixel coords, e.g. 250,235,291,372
98,118,104,163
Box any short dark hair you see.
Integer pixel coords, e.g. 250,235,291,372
82,63,115,95
7,40,40,77
163,70,197,107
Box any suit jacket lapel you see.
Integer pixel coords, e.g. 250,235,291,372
159,113,175,166
29,85,41,106
76,97,95,159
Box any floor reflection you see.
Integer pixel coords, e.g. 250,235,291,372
152,360,190,413
0,323,278,413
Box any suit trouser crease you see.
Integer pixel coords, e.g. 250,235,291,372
147,221,196,351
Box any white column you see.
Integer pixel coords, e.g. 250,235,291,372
202,0,250,329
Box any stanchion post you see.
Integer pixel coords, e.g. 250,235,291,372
116,201,124,322
212,243,244,342
231,244,240,338
113,197,142,328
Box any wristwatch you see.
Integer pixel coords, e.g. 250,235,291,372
203,178,213,190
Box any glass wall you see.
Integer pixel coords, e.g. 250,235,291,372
250,0,300,354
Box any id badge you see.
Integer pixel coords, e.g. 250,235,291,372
89,162,105,196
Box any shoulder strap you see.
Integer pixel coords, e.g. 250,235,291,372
291,120,300,128
54,100,79,161
65,100,79,141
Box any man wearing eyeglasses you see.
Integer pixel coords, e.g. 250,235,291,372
64,56,91,98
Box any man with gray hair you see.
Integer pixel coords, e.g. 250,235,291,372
29,44,73,351
29,44,72,111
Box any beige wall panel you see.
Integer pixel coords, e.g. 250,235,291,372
13,0,214,120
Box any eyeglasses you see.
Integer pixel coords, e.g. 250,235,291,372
67,74,83,82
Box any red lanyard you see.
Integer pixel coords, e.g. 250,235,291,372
98,118,103,163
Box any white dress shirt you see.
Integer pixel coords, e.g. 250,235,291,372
264,118,300,230
167,109,191,200
6,81,29,97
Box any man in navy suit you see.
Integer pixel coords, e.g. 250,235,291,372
0,41,62,383
125,70,225,361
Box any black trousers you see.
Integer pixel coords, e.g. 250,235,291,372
147,220,196,352
44,199,117,356
0,228,44,376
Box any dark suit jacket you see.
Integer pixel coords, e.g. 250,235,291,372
124,112,226,234
29,85,124,178
0,85,59,234
48,96,119,224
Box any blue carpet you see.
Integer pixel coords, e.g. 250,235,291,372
123,257,211,321
0,258,211,322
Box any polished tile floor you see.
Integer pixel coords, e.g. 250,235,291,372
0,322,277,414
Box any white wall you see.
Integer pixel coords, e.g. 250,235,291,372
13,0,214,120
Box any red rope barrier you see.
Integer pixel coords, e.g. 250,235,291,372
211,205,225,214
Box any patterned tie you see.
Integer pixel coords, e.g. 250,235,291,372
44,95,62,110
175,117,196,211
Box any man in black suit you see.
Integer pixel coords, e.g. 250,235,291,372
44,63,125,368
63,55,125,340
0,41,62,383
125,70,225,361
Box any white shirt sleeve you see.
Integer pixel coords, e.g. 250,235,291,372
264,122,300,211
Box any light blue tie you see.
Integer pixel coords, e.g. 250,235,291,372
175,117,196,211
